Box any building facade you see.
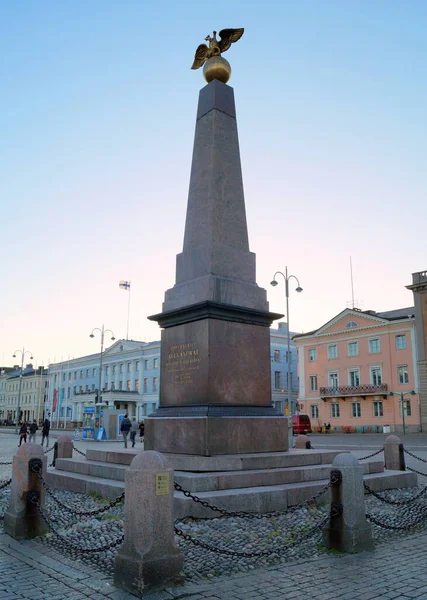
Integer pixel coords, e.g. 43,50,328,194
294,307,419,433
47,324,298,428
0,366,48,425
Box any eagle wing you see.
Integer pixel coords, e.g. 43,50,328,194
218,28,244,53
191,44,209,69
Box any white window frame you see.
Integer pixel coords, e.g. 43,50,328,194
396,334,407,350
328,370,339,388
310,404,319,419
308,348,317,362
370,365,382,386
398,365,409,384
328,344,338,359
274,371,281,389
402,399,412,417
273,350,280,362
369,338,380,354
331,403,340,418
309,375,318,391
373,401,383,417
351,402,361,417
348,341,358,357
348,368,360,387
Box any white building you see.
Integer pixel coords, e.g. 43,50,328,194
0,366,48,424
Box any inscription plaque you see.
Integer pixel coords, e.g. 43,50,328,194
166,341,202,385
155,472,170,496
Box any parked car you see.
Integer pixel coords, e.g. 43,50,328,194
292,414,311,435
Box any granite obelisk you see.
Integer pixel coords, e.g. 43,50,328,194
146,67,287,455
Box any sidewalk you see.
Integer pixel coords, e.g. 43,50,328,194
2,528,427,600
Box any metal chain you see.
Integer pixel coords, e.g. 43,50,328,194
358,448,384,461
363,481,427,506
174,479,333,519
0,460,13,465
44,445,55,455
29,495,124,553
175,511,333,558
0,478,12,491
366,507,427,531
407,466,427,478
404,448,427,465
35,470,124,516
73,446,87,458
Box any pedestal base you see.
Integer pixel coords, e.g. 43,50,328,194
145,414,288,456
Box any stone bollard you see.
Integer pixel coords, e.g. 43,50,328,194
114,451,184,595
323,453,374,552
4,444,47,539
295,435,312,450
384,435,405,471
56,434,74,460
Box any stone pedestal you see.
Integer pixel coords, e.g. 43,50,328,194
114,451,183,594
4,444,47,539
56,435,74,460
384,434,405,470
147,79,286,456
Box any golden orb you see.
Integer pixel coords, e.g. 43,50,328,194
203,56,231,84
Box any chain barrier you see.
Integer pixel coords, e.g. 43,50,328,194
28,492,124,553
174,478,334,520
363,481,427,506
407,466,427,478
358,448,384,461
73,446,87,458
404,448,427,465
28,463,124,516
0,460,13,465
175,508,338,558
0,478,12,491
366,506,427,531
44,445,55,455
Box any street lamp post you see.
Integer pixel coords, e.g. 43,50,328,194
389,390,416,435
270,268,303,448
90,325,115,440
12,347,34,434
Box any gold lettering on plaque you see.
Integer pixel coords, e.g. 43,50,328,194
165,342,202,384
155,472,170,496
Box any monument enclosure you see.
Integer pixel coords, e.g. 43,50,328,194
147,80,287,456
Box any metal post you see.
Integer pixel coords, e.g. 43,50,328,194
97,325,105,439
401,392,406,435
15,352,24,434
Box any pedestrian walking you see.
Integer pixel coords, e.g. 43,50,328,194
120,414,132,448
41,413,51,447
130,417,138,448
19,423,28,446
139,420,145,443
29,420,38,443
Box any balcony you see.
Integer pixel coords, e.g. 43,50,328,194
320,384,388,399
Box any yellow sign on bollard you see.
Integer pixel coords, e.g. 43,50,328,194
155,472,170,495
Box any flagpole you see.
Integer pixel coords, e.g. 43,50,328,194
64,355,70,430
126,281,131,341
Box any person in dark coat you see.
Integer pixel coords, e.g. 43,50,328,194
19,423,28,446
41,413,51,447
120,414,132,448
139,420,145,443
29,420,38,443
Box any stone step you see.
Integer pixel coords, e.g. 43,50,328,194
45,465,416,519
55,458,128,482
84,447,348,471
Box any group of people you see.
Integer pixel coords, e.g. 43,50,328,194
18,413,51,447
120,415,144,448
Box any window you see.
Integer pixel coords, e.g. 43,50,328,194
62,373,66,382
86,369,89,378
328,344,338,359
369,338,380,353
93,368,96,377
127,363,131,372
111,382,115,391
145,360,149,369
346,321,357,328
398,365,409,384
370,366,382,386
274,371,281,389
403,399,412,417
136,361,139,370
74,371,77,380
143,378,148,392
310,405,319,419
331,403,340,418
373,401,383,417
119,381,123,390
79,386,83,393
153,377,158,392
349,369,360,387
91,384,95,392
396,334,406,350
328,371,338,387
308,348,317,362
273,349,280,362
154,358,159,368
85,384,89,392
73,385,77,394
105,366,109,375
127,380,131,391
68,372,71,381
285,351,292,363
348,341,358,357
135,379,139,392
120,364,123,374
351,402,361,417
309,375,317,391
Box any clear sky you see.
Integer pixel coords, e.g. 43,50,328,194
1,1,426,368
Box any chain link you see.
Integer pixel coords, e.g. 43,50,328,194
29,495,124,553
358,448,384,461
363,481,427,506
44,445,55,455
0,460,13,465
73,446,87,458
174,479,333,519
407,466,427,478
366,506,427,531
0,478,12,491
175,510,334,558
404,448,427,465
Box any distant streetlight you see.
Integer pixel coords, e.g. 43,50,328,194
12,347,34,434
270,268,303,446
90,325,115,440
389,390,416,435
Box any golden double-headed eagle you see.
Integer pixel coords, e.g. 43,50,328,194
191,28,244,70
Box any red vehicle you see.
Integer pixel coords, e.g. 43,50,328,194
292,414,311,435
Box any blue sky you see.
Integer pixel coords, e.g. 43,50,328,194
1,1,426,366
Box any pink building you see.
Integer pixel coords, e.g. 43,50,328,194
294,307,420,433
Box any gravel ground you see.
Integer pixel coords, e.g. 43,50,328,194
2,472,427,583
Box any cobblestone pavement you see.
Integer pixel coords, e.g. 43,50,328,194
2,529,427,600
